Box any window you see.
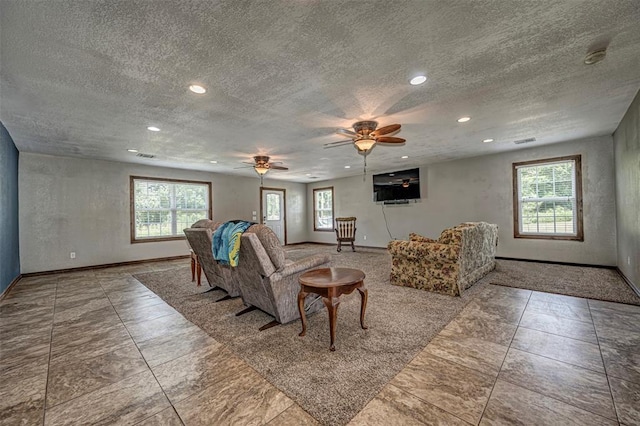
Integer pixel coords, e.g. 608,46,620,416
513,155,583,240
313,187,334,231
130,176,212,243
266,193,281,221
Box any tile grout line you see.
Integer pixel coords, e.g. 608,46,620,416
41,275,61,426
98,274,186,426
587,299,622,425
476,289,533,424
494,294,620,424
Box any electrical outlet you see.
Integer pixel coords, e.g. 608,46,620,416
70,252,76,259
363,235,367,240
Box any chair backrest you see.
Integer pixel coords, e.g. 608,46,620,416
335,217,357,239
184,220,240,297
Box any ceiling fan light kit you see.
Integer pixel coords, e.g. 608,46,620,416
325,120,406,177
234,155,288,186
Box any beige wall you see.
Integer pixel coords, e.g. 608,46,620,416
308,136,617,266
19,153,307,273
613,90,640,290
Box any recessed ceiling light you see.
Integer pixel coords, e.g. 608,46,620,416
147,126,160,132
389,173,395,176
306,173,312,176
189,84,207,94
483,138,494,143
344,165,351,169
210,160,218,164
401,155,409,159
127,149,138,153
457,117,471,123
409,75,427,85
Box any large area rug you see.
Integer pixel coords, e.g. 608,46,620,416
134,246,639,425
135,246,485,425
491,258,640,305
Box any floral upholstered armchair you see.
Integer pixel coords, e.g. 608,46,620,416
387,222,498,296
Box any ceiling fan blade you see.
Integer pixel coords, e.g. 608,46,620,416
323,139,354,146
324,141,353,149
371,124,401,137
336,128,358,138
376,136,406,144
233,165,255,169
270,165,289,170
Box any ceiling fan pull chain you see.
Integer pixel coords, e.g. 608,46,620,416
363,154,367,181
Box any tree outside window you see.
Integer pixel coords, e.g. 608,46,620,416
313,187,334,231
513,155,583,240
131,176,212,243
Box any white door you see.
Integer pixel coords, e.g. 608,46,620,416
262,188,286,244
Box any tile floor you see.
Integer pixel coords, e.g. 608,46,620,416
1,261,639,425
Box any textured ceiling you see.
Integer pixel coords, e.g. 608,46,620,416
1,1,639,182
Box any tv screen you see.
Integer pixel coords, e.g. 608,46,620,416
373,168,421,203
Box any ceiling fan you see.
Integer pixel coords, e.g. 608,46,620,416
236,155,288,185
324,120,406,176
324,120,406,154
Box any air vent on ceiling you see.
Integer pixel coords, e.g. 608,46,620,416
136,153,155,159
513,137,536,145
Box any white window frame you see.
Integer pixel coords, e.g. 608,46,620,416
130,176,212,243
512,155,583,241
313,186,334,232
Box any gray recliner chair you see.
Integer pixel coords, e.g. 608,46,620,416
235,224,331,330
184,219,241,300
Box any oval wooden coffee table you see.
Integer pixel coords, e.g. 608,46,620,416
297,267,368,351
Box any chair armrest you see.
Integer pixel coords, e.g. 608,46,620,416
272,254,331,280
387,240,461,262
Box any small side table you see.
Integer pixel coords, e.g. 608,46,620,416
298,267,368,351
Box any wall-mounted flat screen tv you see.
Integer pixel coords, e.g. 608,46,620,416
373,168,421,203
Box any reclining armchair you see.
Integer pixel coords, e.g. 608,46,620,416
184,219,241,301
236,224,331,330
387,222,498,296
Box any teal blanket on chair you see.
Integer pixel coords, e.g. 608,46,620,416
212,220,253,267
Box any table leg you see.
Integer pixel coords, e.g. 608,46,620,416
358,287,368,330
323,297,340,351
298,290,308,337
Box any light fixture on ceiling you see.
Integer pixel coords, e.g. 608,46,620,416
584,48,606,65
409,75,427,86
305,173,312,176
483,138,494,143
457,117,471,123
127,149,138,153
210,160,218,164
354,136,376,152
147,126,160,132
189,84,207,94
254,164,270,176
401,155,409,159
233,155,289,187
344,165,351,169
